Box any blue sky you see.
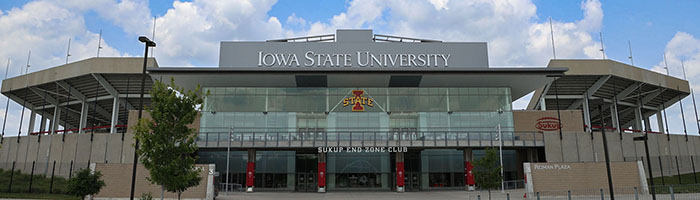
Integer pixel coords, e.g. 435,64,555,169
1,0,700,136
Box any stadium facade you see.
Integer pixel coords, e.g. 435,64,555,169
1,29,699,193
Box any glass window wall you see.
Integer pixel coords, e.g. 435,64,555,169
200,87,514,136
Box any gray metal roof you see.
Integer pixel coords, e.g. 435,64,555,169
1,58,155,133
528,59,691,131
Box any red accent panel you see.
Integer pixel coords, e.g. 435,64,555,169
318,162,327,187
246,162,255,187
396,162,405,187
465,161,475,186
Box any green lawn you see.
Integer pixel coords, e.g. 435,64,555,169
0,169,71,194
649,172,700,186
649,172,700,194
0,193,80,200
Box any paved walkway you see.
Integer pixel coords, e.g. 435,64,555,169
218,190,700,200
218,190,526,200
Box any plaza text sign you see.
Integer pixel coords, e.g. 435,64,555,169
258,51,451,68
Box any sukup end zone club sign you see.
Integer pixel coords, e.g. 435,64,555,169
536,117,561,131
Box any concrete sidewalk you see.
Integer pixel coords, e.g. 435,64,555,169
218,190,527,200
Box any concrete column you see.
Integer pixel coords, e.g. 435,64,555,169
110,97,119,133
27,110,36,135
318,152,327,193
634,105,643,131
656,111,665,134
610,104,620,131
39,112,47,133
395,152,405,192
582,94,592,132
539,96,546,111
464,148,474,190
644,116,652,133
51,107,61,134
78,102,89,134
246,149,256,192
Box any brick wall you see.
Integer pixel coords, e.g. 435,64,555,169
93,163,210,199
527,162,643,195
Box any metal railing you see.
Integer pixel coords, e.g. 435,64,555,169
529,184,700,200
196,131,544,148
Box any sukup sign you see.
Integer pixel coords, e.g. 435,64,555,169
536,117,561,131
342,90,374,111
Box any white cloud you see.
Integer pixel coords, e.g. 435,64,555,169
0,0,123,76
286,13,306,27
298,0,604,66
149,0,288,66
648,32,700,135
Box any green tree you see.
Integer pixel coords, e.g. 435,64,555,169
474,148,503,200
133,78,208,200
67,168,106,199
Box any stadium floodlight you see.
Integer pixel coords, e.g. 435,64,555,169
130,36,156,200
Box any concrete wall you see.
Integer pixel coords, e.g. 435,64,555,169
0,109,197,178
544,131,700,178
0,131,134,178
93,163,212,200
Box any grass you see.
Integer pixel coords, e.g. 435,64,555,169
0,193,80,200
649,172,700,186
648,172,700,194
0,168,71,194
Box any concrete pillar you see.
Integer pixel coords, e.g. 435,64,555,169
634,105,643,131
246,149,256,192
27,110,36,135
464,148,474,190
539,96,546,111
318,152,327,193
79,102,89,134
610,104,620,131
656,111,665,134
395,152,405,192
582,94,592,132
110,97,119,133
51,107,61,134
644,116,652,133
39,112,47,134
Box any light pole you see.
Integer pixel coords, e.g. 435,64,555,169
592,99,614,200
129,36,156,200
497,109,504,192
634,135,656,200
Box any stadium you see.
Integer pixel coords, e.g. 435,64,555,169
0,29,698,197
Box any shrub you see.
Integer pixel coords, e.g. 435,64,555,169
67,168,105,199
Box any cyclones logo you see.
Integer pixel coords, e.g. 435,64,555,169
536,117,561,131
342,90,374,111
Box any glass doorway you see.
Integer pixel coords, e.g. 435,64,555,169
296,173,316,192
405,172,420,191
296,153,318,192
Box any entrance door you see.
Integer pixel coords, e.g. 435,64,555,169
405,172,420,191
296,173,316,192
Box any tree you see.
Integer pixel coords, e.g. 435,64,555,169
68,168,106,199
133,78,208,200
473,148,503,200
